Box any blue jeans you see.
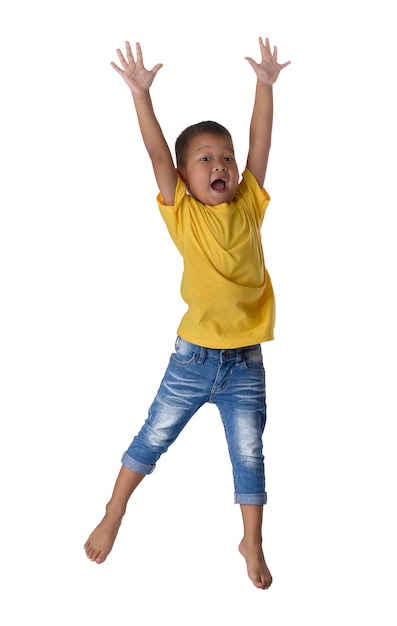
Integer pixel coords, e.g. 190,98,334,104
122,337,267,505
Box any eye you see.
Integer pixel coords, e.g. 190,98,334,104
224,156,234,162
200,157,210,162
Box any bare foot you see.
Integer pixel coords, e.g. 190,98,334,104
239,539,273,589
84,513,122,564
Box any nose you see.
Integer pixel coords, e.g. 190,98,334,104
213,163,227,171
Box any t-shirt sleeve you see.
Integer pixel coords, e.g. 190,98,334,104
156,176,187,252
239,168,270,227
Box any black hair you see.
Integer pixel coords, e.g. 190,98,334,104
175,121,233,168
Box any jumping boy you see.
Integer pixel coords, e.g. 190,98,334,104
84,36,290,590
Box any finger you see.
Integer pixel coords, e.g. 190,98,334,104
258,36,265,57
116,48,128,68
110,61,124,75
135,41,143,65
278,60,291,69
150,63,163,77
273,45,278,62
245,56,258,71
126,41,135,64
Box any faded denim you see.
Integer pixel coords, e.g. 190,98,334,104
122,336,267,505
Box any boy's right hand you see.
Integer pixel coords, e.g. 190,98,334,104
111,41,163,94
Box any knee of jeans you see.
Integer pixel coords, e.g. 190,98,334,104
234,434,264,463
141,422,177,453
233,425,264,459
240,452,264,467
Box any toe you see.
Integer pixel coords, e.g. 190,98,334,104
95,553,106,564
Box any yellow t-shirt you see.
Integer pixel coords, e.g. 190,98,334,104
157,168,275,349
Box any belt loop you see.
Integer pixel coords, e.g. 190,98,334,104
197,345,206,364
236,347,243,365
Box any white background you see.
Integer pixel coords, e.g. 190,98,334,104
1,0,396,623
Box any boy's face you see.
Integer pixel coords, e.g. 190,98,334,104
178,133,239,205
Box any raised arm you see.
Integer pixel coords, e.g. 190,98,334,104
245,37,290,188
111,42,178,205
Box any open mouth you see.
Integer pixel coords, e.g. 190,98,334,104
211,179,226,192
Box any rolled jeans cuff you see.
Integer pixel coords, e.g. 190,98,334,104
121,451,155,475
234,492,267,505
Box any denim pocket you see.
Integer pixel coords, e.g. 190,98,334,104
171,344,197,365
242,347,264,372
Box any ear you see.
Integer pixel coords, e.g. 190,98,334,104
177,168,192,196
177,167,188,185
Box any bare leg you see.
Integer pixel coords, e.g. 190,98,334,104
238,504,273,589
84,465,145,564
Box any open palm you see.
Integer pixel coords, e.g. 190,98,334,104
111,41,163,94
245,37,290,85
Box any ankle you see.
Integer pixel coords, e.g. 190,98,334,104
240,534,263,548
105,501,126,521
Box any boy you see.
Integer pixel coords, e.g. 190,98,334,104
84,37,290,590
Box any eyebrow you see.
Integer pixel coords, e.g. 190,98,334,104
195,144,234,153
195,145,211,151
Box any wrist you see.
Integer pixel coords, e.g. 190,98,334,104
257,79,274,89
131,87,150,96
131,89,151,102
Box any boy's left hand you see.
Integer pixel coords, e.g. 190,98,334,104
245,37,290,85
